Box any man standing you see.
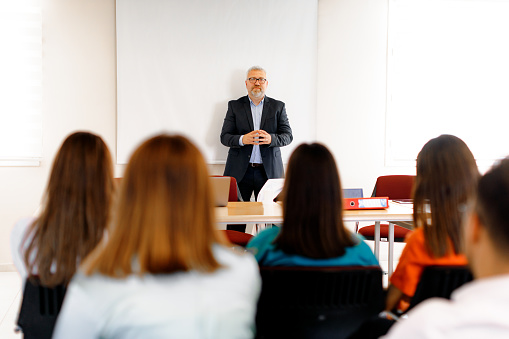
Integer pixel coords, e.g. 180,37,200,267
383,158,509,339
221,66,292,206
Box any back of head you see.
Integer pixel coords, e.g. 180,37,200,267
85,134,221,277
414,134,479,257
475,157,509,255
26,131,113,286
276,143,354,259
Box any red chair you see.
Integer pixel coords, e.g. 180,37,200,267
211,175,238,201
221,230,253,247
358,175,415,242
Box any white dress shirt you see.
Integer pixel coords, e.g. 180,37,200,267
238,97,264,164
383,274,509,339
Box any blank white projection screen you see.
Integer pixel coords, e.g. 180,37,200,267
116,0,317,164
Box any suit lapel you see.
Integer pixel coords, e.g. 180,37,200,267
260,96,270,130
243,96,254,131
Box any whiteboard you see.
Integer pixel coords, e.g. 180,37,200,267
116,0,317,164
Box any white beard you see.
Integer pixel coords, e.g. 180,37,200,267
250,88,264,98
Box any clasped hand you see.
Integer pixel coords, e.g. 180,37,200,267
242,130,271,145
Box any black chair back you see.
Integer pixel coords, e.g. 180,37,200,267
17,277,67,339
256,266,384,339
407,265,473,312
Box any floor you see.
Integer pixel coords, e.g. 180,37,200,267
0,272,21,339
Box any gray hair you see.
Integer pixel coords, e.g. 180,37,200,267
246,66,266,79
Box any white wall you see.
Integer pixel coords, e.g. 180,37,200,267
0,0,415,268
317,0,414,194
0,0,119,270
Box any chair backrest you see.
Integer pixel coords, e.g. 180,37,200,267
371,175,415,199
407,265,473,313
211,175,238,201
343,188,364,199
256,266,384,339
221,229,253,247
17,277,67,339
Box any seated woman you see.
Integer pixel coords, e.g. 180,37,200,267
385,134,479,312
11,131,114,287
53,135,261,339
246,142,378,267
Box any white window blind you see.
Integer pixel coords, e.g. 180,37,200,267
386,0,509,167
0,0,42,166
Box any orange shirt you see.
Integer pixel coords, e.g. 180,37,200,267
390,227,468,299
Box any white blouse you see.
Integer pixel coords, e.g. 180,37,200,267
10,217,36,284
53,246,261,339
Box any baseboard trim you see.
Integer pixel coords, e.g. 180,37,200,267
0,264,16,272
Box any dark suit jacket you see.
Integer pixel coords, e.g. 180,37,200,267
220,95,293,183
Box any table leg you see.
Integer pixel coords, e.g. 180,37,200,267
388,222,394,277
374,221,380,261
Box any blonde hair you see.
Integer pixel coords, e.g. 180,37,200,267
84,134,223,277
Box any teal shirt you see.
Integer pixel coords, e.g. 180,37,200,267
246,227,379,267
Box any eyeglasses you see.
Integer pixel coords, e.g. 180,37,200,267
247,77,267,84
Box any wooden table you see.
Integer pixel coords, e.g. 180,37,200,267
215,201,413,276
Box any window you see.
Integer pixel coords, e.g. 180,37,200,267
0,0,42,166
386,0,509,167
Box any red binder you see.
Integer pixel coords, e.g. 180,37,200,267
343,197,389,210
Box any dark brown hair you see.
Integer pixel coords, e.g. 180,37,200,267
275,143,355,258
84,134,223,277
474,157,509,254
413,134,479,257
24,132,114,286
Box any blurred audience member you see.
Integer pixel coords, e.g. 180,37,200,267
53,134,260,339
247,142,378,267
11,131,114,287
386,135,479,312
384,157,509,338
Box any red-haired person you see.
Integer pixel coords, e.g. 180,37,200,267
53,135,261,339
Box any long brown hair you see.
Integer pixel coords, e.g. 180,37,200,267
84,134,222,277
413,134,479,257
275,143,355,258
24,131,114,286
